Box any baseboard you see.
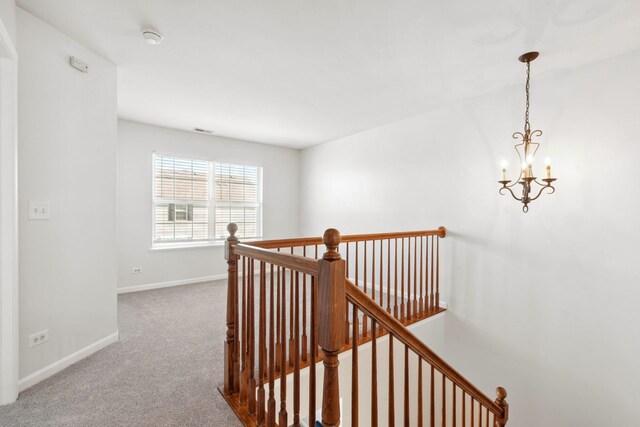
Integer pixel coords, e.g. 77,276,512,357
18,331,119,392
117,274,226,294
117,269,264,295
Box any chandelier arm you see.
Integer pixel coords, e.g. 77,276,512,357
530,130,543,139
499,185,523,202
528,184,555,202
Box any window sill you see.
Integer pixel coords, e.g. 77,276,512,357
150,238,263,252
150,241,225,251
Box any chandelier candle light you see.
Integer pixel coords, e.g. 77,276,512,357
499,51,557,213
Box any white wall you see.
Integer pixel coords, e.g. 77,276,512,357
117,120,300,290
0,0,17,405
17,9,118,382
299,51,640,426
0,0,15,47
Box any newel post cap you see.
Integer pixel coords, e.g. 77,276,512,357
496,386,507,402
322,228,341,260
227,223,238,241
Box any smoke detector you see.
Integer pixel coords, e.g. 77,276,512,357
142,29,163,45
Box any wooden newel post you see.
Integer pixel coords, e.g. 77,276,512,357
494,387,509,427
224,223,239,394
319,228,346,427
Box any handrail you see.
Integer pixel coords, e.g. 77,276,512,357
222,224,508,427
245,227,446,249
345,278,506,419
234,243,319,276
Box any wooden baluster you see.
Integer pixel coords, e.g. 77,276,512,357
224,224,239,394
248,259,256,415
389,335,395,427
363,241,368,338
309,276,317,427
486,405,489,427
418,358,423,427
379,240,383,309
275,265,281,373
462,391,466,427
419,236,424,317
345,243,350,346
387,239,391,314
436,237,440,310
400,239,405,323
289,248,294,367
293,272,300,426
441,374,446,427
452,383,456,427
279,267,288,427
257,262,266,425
494,387,509,427
302,247,308,362
346,242,350,277
430,237,435,312
403,346,409,427
315,245,320,362
406,238,412,321
268,264,276,427
413,237,417,319
355,242,360,333
352,303,359,427
319,229,346,427
372,239,376,306
241,256,248,403
394,239,399,319
425,236,430,314
430,366,435,427
371,318,378,427
471,398,474,427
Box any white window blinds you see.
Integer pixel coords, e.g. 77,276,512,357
153,155,262,245
214,162,262,239
153,155,210,242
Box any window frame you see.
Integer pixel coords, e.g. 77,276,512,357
151,153,263,249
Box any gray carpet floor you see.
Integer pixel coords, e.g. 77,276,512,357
0,281,242,427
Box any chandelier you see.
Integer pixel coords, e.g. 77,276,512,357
499,52,557,213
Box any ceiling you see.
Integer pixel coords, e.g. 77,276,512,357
17,0,640,149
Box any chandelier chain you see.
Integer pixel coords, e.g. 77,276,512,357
524,61,531,133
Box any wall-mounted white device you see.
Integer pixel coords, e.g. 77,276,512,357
28,329,49,348
69,56,89,73
28,200,50,220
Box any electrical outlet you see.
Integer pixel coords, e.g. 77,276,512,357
131,267,142,274
29,200,50,220
28,330,49,348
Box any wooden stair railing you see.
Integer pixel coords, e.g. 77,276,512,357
345,279,508,426
221,223,508,426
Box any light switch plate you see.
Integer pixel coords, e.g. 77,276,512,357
29,201,50,220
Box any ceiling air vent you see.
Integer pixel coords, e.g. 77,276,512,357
194,128,214,134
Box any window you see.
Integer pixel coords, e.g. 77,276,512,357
214,163,262,239
153,154,262,246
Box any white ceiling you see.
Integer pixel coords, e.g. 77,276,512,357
17,0,640,149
